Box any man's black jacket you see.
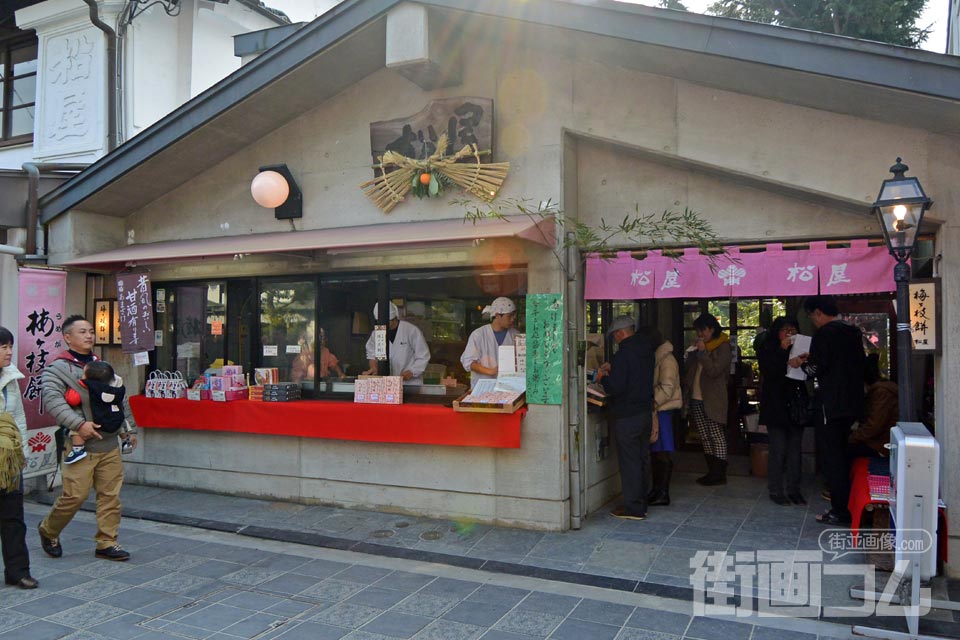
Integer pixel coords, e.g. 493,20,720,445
804,320,865,422
601,333,654,419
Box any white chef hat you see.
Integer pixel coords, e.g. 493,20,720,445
482,297,516,317
372,302,399,320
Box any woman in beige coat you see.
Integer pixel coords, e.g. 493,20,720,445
638,326,682,506
684,313,733,486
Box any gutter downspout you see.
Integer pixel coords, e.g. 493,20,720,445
566,230,583,529
23,163,89,256
83,0,118,151
0,245,25,256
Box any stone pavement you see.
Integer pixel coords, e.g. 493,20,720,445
16,474,960,640
5,502,863,640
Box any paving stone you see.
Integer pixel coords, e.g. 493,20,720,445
311,603,382,628
442,601,511,627
176,603,256,631
360,611,430,638
220,567,285,587
516,592,580,616
0,610,37,632
683,616,753,640
220,612,287,639
184,560,246,579
219,590,288,611
0,619,73,640
615,629,680,640
10,594,84,617
417,578,480,600
332,566,393,585
373,571,435,593
145,573,216,595
347,587,408,609
549,617,621,640
465,585,529,607
86,612,150,640
301,579,367,602
101,587,172,612
493,609,563,637
393,593,460,618
46,602,128,629
258,572,323,596
569,598,635,626
409,618,483,640
59,578,133,600
294,559,353,580
624,607,689,635
270,621,347,640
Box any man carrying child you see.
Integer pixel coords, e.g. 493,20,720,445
38,315,138,561
63,361,133,464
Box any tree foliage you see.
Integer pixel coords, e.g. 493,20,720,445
707,0,931,47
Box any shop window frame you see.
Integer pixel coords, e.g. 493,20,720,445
0,34,37,147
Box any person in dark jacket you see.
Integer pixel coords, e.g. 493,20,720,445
794,295,865,526
598,316,654,520
848,353,897,459
758,317,808,506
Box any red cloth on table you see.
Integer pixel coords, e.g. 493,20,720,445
130,397,524,448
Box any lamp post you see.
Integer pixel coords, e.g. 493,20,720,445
871,158,933,422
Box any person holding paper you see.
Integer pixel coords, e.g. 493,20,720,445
758,317,809,506
362,303,431,383
460,297,519,389
597,315,654,520
792,295,865,526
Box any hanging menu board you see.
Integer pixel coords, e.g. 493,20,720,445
116,272,155,354
525,293,563,405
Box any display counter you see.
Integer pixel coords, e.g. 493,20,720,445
130,396,524,448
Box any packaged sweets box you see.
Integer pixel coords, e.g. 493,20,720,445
264,382,301,392
254,368,279,385
354,376,402,405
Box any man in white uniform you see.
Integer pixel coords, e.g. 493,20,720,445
460,297,519,389
363,303,431,383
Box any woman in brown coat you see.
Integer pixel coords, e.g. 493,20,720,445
684,313,732,486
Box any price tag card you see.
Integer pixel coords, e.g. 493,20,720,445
263,345,278,357
133,351,150,366
286,344,301,354
374,325,387,360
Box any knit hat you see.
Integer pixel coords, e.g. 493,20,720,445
607,315,636,336
482,297,516,317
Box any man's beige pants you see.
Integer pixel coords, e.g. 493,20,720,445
39,448,123,550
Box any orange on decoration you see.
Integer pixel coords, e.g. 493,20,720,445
419,173,432,185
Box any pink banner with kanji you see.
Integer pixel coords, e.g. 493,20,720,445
17,268,66,479
584,242,896,300
584,252,657,300
16,268,66,429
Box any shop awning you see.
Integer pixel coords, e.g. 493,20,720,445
585,240,899,299
62,216,556,270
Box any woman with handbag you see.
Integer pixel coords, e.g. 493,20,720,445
0,326,38,589
758,317,809,506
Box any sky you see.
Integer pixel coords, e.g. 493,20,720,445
267,0,951,53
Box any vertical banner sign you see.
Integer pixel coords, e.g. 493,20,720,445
525,293,563,405
16,268,66,479
909,279,940,354
116,273,155,353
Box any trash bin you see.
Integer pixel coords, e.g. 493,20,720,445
750,443,769,477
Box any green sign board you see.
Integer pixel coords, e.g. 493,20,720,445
525,293,563,405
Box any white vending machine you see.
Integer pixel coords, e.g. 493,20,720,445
889,422,940,580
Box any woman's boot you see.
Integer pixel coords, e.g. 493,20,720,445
648,453,672,506
697,456,727,486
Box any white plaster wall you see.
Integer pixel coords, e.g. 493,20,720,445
0,144,37,170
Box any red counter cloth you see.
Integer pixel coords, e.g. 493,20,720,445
130,397,524,448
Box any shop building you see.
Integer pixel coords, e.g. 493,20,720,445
21,1,960,570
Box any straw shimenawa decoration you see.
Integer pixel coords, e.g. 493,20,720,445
360,133,510,212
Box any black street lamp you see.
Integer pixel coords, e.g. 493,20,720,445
871,158,933,422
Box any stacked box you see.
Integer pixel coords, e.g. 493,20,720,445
222,365,243,377
354,376,403,405
248,385,264,401
263,382,301,402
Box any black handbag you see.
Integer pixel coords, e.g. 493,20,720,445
785,382,812,426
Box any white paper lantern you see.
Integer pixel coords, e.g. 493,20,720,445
251,170,290,208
